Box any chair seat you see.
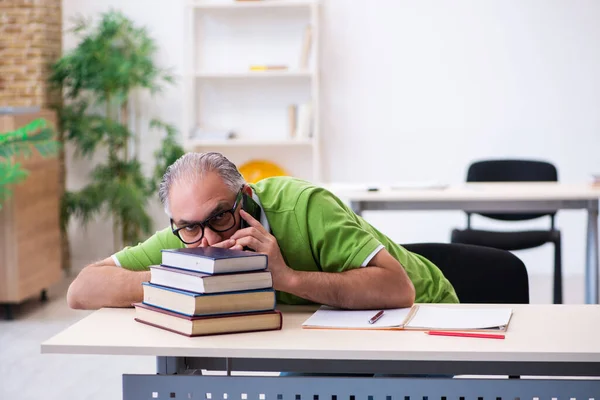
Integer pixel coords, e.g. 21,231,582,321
451,228,560,251
403,242,529,304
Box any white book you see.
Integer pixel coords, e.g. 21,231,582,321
150,265,273,294
295,102,313,139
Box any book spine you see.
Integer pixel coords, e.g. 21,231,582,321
141,301,275,318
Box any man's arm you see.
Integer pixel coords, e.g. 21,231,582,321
280,248,415,309
229,210,416,310
66,258,150,310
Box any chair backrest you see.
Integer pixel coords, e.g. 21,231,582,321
466,159,558,222
402,242,530,304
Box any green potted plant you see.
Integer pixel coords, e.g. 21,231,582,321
49,10,185,254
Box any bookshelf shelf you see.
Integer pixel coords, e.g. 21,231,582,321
188,138,314,148
190,0,315,10
184,0,321,181
195,70,313,79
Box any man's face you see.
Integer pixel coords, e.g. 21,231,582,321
169,172,242,247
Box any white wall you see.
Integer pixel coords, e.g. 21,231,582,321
64,0,600,280
319,0,600,278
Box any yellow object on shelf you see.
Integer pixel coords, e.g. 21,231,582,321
249,65,288,71
239,160,287,183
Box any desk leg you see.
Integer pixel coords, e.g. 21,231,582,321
586,202,599,304
156,356,186,375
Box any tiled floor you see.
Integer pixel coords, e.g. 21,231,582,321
0,274,589,400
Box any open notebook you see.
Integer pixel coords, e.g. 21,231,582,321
302,305,513,332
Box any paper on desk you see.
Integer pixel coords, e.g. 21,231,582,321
322,181,449,194
405,306,513,331
324,181,448,193
302,306,413,329
301,305,513,332
389,181,448,190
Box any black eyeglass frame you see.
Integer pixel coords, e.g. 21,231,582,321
170,187,244,245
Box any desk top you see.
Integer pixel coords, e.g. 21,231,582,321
42,304,600,363
325,182,600,202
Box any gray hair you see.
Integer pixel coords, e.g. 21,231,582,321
158,152,246,215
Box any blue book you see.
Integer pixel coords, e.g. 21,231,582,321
161,247,268,274
142,282,276,317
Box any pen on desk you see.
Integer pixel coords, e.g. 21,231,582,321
368,310,385,324
426,331,505,340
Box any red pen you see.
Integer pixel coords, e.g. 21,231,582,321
368,310,385,324
426,331,505,340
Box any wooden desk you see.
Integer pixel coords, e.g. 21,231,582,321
42,305,600,399
327,182,600,304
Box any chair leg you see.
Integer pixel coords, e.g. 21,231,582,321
4,304,14,320
553,235,563,304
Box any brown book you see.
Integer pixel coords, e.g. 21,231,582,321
134,303,283,337
142,282,276,317
150,265,273,294
299,25,312,70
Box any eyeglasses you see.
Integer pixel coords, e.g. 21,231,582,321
170,188,244,245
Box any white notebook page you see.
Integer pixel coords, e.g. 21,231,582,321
406,306,512,330
302,306,412,329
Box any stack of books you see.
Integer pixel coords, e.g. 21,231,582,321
133,247,282,337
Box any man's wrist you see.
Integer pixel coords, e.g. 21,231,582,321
278,268,301,293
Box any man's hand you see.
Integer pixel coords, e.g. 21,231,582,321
226,209,293,289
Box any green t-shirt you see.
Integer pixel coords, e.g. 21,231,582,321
115,177,458,304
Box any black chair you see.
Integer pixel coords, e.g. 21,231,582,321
450,159,562,304
403,242,529,304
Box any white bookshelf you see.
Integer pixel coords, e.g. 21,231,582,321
195,71,314,79
187,138,314,147
184,0,321,182
190,0,315,9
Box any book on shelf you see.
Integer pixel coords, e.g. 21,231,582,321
295,101,313,139
302,305,513,332
288,104,297,138
134,302,283,337
190,127,236,142
149,265,273,294
142,282,276,317
161,247,268,274
249,65,288,71
299,24,312,70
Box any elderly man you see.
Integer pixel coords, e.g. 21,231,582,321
67,152,458,310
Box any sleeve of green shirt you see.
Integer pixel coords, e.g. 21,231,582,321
299,187,383,273
113,227,183,271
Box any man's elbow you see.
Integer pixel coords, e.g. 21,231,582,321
66,268,95,310
401,278,416,307
391,273,415,308
67,283,84,309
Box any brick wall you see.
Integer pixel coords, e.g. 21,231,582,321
0,0,62,107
